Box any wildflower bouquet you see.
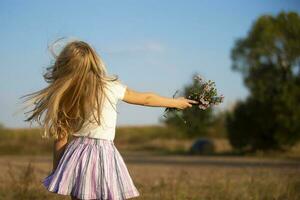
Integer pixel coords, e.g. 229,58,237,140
163,75,224,124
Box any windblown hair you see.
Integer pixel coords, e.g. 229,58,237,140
22,39,118,140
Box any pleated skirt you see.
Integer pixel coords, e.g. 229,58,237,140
42,136,140,200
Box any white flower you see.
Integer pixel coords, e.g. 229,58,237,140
200,98,209,105
204,85,211,92
220,94,225,102
198,105,207,110
199,104,210,110
198,95,204,100
194,75,203,83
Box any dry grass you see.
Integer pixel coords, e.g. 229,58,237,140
0,127,300,199
131,164,300,200
0,125,184,155
1,126,299,159
0,154,299,200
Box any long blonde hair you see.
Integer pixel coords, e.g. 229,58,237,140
21,39,118,140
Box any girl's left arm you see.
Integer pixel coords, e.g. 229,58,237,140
52,135,68,173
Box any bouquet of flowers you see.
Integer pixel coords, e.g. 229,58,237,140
163,74,224,124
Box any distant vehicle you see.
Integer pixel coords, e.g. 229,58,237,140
189,138,215,155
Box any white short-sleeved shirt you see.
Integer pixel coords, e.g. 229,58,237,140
71,80,127,141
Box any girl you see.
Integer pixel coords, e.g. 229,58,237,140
22,39,198,200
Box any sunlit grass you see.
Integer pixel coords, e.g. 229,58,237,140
0,158,299,200
0,126,299,199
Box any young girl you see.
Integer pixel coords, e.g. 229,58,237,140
22,40,198,200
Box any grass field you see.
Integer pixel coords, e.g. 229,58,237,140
0,126,299,199
0,153,299,200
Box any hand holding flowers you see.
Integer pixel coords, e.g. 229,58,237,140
173,97,199,110
163,74,224,123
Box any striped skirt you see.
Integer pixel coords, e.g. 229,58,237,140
42,136,140,200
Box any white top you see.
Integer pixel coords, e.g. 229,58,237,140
72,80,127,141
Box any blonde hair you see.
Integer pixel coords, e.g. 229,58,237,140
21,39,118,140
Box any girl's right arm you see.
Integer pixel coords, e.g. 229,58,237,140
122,88,198,109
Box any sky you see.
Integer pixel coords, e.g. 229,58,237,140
0,0,299,128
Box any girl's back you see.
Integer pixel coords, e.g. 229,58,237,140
72,80,127,141
22,39,197,200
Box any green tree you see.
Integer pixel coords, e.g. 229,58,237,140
160,73,214,138
227,12,300,151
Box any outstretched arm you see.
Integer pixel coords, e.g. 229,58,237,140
122,88,198,109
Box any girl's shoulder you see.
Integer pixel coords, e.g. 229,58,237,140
105,79,127,101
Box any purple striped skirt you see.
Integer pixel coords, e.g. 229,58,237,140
42,136,140,200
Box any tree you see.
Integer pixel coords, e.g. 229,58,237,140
227,12,300,151
160,73,214,138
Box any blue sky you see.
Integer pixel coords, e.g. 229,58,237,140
0,0,299,128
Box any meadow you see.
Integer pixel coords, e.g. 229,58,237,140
0,126,299,200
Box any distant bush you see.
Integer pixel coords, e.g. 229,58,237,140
0,122,4,129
